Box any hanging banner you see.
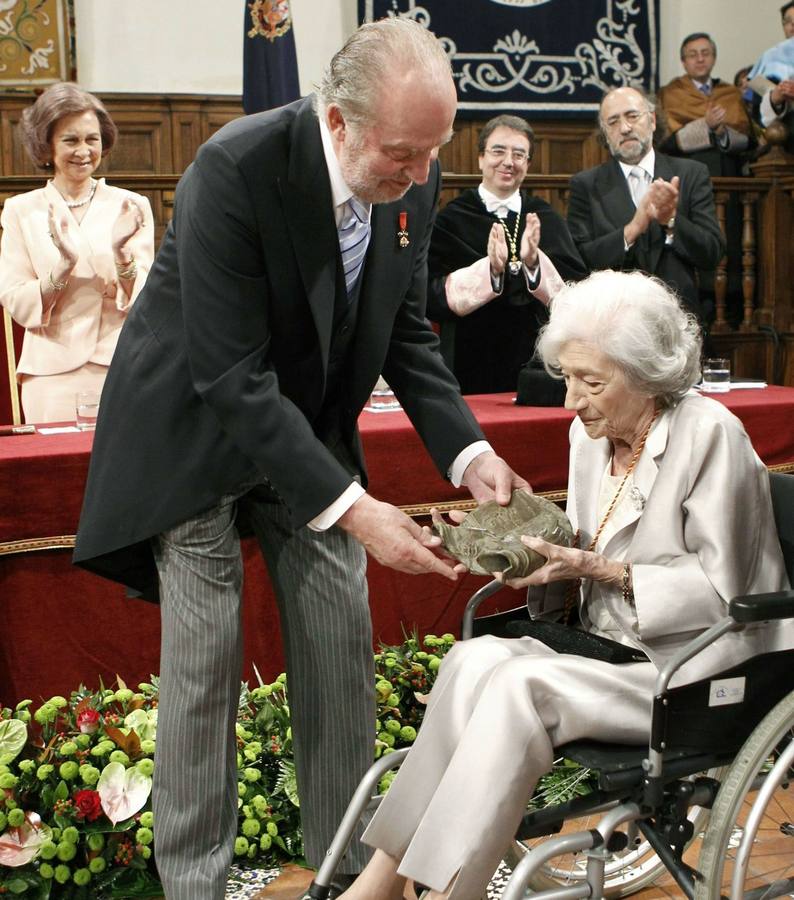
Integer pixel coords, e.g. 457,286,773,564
243,0,301,114
0,0,74,88
359,0,659,117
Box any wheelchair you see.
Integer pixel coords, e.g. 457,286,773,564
308,472,794,899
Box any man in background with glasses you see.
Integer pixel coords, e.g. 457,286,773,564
659,33,753,178
427,114,585,395
567,86,724,325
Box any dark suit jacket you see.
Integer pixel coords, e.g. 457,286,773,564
566,153,725,319
73,96,484,595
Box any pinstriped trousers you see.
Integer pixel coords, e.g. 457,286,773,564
152,484,374,900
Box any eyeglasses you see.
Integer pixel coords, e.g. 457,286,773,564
485,145,529,162
602,109,650,130
683,49,715,60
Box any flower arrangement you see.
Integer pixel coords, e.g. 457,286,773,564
0,679,161,899
0,632,594,897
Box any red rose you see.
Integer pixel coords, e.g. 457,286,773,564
73,789,102,822
76,708,100,734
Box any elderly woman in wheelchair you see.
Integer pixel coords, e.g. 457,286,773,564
330,269,794,900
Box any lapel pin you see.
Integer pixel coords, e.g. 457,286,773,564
397,211,409,248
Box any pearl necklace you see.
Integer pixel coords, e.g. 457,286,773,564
63,179,97,209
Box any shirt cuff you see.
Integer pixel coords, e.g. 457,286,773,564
307,481,366,531
446,257,500,316
448,440,494,488
490,269,505,294
523,262,541,290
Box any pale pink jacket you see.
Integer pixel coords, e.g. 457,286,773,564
0,179,154,377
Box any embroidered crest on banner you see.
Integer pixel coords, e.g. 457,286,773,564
247,0,293,42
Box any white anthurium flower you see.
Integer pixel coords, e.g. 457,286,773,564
97,762,152,825
0,719,27,765
123,708,157,742
0,812,53,867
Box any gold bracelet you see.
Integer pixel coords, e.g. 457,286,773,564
48,271,68,292
622,563,635,606
115,257,137,280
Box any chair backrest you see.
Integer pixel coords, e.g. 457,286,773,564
2,307,22,426
769,472,794,584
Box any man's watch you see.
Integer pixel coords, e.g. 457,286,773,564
665,216,675,232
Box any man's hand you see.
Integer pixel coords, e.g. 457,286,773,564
487,222,508,276
704,102,727,134
645,175,679,226
461,450,531,505
771,79,794,108
338,494,463,580
520,212,541,269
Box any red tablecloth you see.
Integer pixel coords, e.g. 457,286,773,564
3,388,794,705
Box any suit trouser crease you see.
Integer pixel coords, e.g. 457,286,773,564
152,485,374,900
361,635,656,899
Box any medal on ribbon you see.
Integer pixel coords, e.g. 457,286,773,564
397,211,409,248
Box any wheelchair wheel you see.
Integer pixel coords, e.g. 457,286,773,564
694,690,794,900
504,773,718,897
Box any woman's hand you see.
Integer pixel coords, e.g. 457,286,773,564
496,534,623,589
111,198,145,258
47,204,79,269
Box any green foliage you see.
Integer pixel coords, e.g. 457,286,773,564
1,634,598,896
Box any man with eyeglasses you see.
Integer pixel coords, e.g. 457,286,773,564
659,32,753,177
567,86,724,324
427,114,585,395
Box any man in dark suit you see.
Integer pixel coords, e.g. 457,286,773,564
73,18,527,900
567,85,725,323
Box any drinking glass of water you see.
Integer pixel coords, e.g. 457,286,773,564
75,391,100,430
701,358,730,393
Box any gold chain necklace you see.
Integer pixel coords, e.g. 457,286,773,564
495,211,522,275
562,407,660,623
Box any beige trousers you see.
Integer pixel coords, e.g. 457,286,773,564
362,635,657,899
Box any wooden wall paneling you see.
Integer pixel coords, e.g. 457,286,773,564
171,107,204,174
1,100,39,176
202,106,244,144
103,110,172,175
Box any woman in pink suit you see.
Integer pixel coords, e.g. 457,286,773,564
0,83,154,423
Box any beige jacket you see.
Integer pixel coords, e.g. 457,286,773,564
0,179,154,376
530,392,794,686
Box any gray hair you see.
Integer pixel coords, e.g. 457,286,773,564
536,270,702,407
316,17,452,128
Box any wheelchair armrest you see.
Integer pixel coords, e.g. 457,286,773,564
729,590,794,623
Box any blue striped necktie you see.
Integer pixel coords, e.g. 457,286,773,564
338,197,370,295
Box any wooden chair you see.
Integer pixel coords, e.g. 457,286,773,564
2,307,22,425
